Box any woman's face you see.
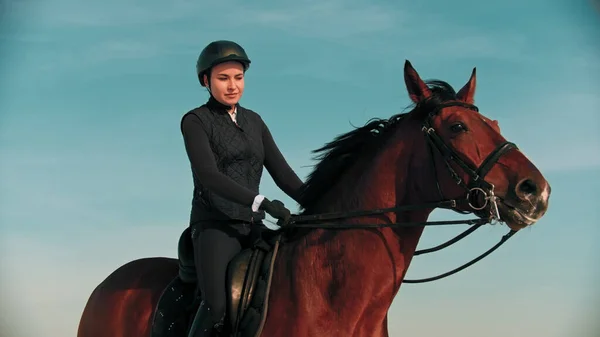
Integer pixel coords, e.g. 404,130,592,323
203,61,245,107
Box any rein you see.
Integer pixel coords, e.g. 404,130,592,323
284,101,519,284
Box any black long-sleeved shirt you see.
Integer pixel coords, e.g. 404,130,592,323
181,99,303,220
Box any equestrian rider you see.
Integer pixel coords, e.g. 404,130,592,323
180,40,304,337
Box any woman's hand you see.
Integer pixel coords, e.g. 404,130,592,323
259,198,292,227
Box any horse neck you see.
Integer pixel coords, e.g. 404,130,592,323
320,116,436,225
351,117,435,282
293,118,436,328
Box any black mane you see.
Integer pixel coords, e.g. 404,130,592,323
296,80,458,213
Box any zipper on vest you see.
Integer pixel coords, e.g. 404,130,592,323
227,113,243,131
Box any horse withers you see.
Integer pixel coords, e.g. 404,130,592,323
77,60,550,337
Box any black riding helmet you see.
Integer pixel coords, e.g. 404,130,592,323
196,40,251,87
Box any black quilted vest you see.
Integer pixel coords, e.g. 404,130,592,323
182,98,266,223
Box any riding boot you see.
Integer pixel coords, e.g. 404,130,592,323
187,301,219,337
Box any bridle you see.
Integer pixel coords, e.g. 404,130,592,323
285,101,520,283
422,101,517,222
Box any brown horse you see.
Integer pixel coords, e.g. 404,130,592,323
77,61,550,337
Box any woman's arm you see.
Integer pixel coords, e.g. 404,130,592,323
261,119,304,203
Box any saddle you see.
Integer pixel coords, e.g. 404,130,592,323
226,236,279,336
150,226,282,337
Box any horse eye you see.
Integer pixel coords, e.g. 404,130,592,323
450,122,467,133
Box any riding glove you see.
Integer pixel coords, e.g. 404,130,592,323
259,198,292,227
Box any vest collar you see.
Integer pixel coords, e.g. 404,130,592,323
206,96,240,115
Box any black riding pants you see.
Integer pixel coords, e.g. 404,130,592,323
190,221,263,324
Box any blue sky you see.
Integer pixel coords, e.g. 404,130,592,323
1,0,599,336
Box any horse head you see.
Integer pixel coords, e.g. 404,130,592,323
403,60,551,231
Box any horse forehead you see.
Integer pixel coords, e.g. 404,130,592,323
454,108,492,126
439,104,476,115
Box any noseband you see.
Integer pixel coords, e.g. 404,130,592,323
286,101,520,284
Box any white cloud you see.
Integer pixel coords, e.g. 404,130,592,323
5,0,200,28
7,0,399,35
3,0,556,79
236,0,403,39
6,37,186,75
422,34,532,61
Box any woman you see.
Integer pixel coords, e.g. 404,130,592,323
180,40,304,337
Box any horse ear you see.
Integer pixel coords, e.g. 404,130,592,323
456,67,477,104
404,60,431,103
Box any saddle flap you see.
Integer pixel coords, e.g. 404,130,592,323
226,248,263,331
225,235,280,336
240,249,266,314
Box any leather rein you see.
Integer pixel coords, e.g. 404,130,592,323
285,101,519,284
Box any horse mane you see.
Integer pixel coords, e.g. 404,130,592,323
297,80,458,213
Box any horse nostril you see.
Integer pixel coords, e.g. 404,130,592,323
516,178,538,197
